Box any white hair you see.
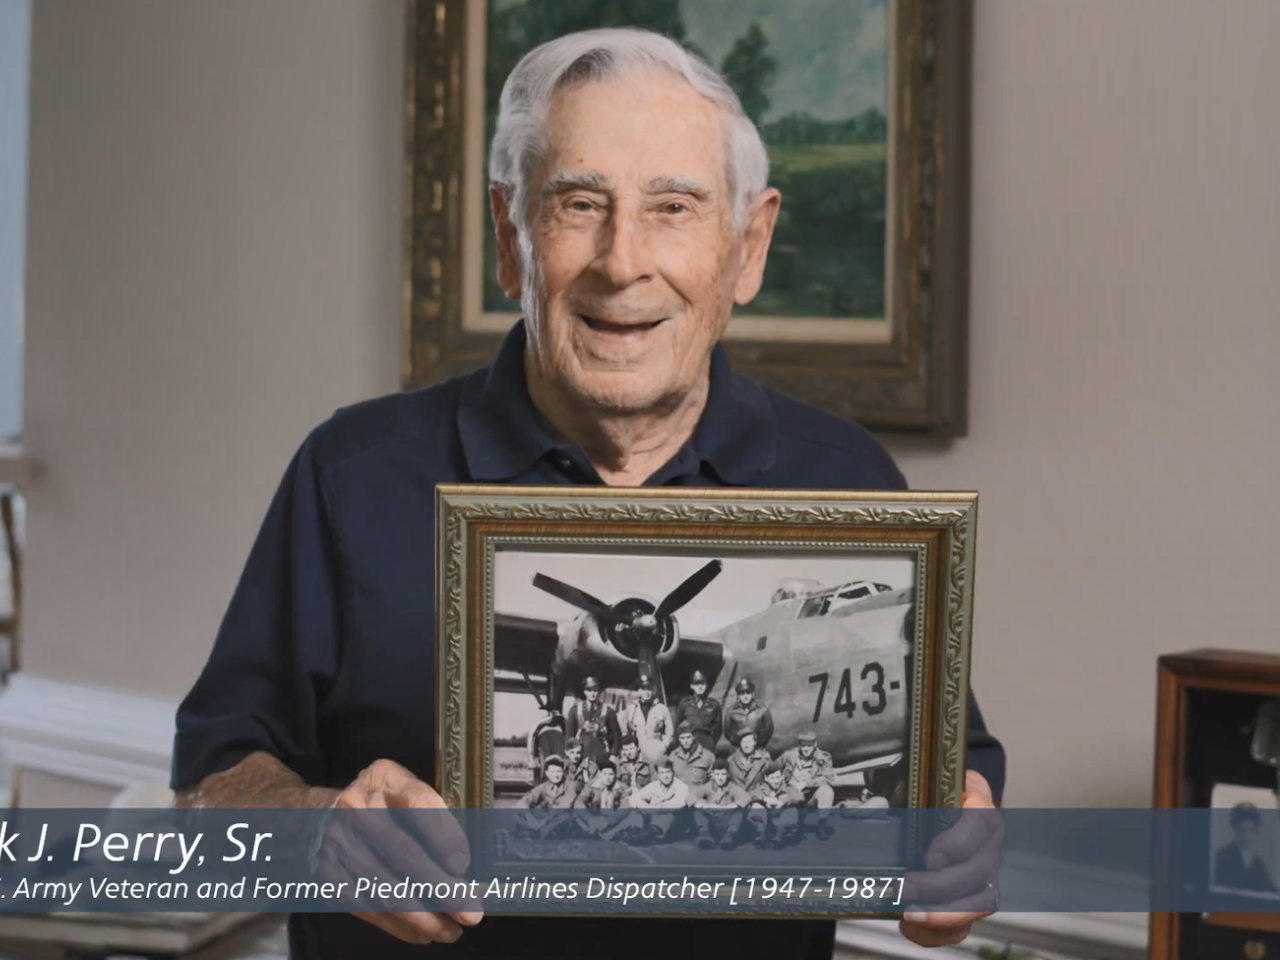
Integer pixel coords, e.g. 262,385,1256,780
489,28,770,233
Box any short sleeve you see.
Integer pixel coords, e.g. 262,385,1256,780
170,434,341,790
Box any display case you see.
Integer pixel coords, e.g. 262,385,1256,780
1152,650,1280,960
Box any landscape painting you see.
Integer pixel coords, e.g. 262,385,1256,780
470,0,894,341
404,0,973,433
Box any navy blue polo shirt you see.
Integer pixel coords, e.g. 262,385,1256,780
173,320,1005,959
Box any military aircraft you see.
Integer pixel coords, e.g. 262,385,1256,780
494,559,916,803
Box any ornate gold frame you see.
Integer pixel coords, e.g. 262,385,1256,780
435,486,977,815
402,0,973,435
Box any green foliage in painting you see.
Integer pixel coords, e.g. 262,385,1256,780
481,0,889,321
720,23,776,127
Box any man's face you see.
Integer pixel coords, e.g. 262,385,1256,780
494,72,779,415
800,743,816,759
600,768,617,787
765,771,783,790
691,681,707,698
566,745,582,763
547,764,565,784
1235,820,1262,853
584,687,599,702
739,690,754,706
658,766,675,786
711,768,729,787
739,734,757,755
622,742,639,761
639,686,654,702
679,732,694,751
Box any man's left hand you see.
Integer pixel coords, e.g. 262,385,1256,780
899,770,1003,948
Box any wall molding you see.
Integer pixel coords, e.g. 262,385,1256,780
0,673,176,790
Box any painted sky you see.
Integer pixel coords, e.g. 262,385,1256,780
489,0,889,124
494,549,915,623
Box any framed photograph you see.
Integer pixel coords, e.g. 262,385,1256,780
1152,651,1280,959
403,0,972,435
435,485,976,913
1208,784,1280,901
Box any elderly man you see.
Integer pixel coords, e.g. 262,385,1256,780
172,26,1004,960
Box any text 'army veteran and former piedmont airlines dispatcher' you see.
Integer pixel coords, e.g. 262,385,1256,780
171,27,1006,960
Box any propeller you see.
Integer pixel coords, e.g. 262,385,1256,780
531,574,617,623
529,560,726,704
655,560,723,619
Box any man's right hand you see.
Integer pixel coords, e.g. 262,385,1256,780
174,752,482,948
321,759,483,946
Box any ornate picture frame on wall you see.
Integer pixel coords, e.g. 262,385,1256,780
434,485,977,914
1152,650,1280,960
402,0,973,435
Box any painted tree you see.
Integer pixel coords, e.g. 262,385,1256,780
720,22,777,127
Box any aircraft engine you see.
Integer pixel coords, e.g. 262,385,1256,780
531,560,723,701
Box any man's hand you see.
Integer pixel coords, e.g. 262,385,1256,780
899,770,1003,948
323,759,483,946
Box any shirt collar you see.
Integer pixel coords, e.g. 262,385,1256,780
457,319,777,484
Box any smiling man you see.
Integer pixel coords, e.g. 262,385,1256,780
172,28,1005,959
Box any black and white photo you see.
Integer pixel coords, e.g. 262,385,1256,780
1209,783,1280,899
490,548,917,850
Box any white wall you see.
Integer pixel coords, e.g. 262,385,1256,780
22,0,403,696
19,0,1280,807
885,0,1280,807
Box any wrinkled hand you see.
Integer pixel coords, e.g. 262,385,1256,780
317,760,483,946
899,770,1003,948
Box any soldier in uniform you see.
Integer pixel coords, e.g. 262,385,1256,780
724,677,774,749
669,721,715,787
572,761,627,838
514,754,578,839
562,737,599,793
627,758,691,842
619,676,673,763
672,670,722,753
526,711,565,783
780,729,836,839
748,760,803,848
726,729,769,792
688,758,752,850
564,676,621,769
614,735,652,802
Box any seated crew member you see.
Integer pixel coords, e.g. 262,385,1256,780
170,26,1006,958
727,730,770,792
613,735,652,802
672,670,723,753
628,758,691,843
562,737,598,793
573,762,626,838
514,755,578,840
749,761,804,849
780,730,836,840
689,759,753,850
724,678,775,750
669,722,715,787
